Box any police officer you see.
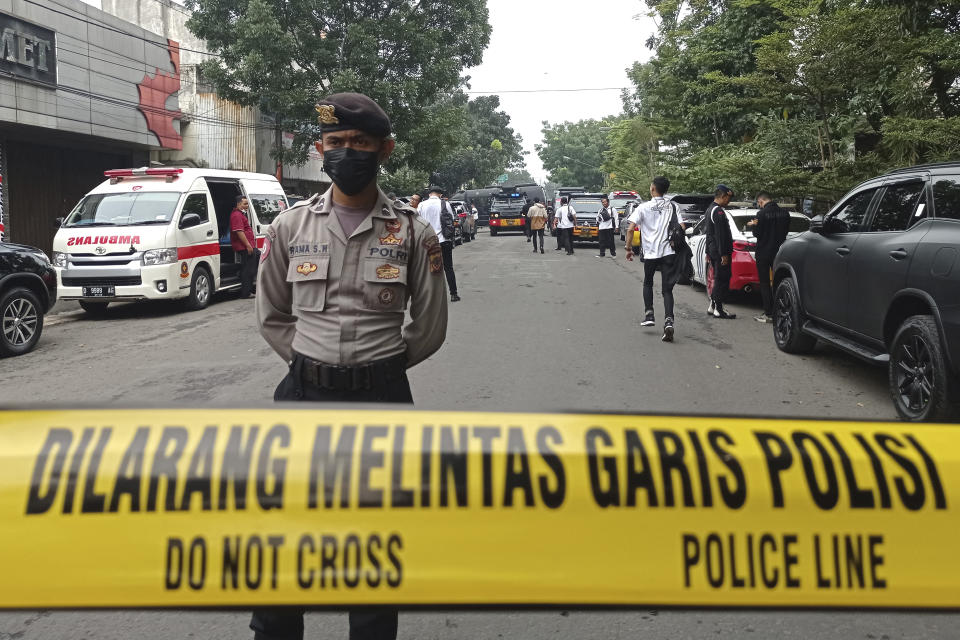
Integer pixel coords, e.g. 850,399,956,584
253,92,448,640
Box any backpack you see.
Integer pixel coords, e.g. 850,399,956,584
666,202,685,251
440,201,455,240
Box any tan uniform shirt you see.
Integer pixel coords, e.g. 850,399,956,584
528,203,548,230
256,186,447,367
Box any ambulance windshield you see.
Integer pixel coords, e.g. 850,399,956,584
64,192,182,227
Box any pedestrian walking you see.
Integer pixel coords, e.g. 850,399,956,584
521,197,533,242
527,197,548,253
419,186,461,301
747,191,790,323
596,196,617,257
624,176,684,342
704,184,736,319
555,196,576,255
230,195,259,299
254,92,447,640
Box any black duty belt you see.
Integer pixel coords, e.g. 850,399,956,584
298,353,407,391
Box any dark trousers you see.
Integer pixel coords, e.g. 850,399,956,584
561,227,574,254
524,217,531,240
440,240,457,296
642,254,676,320
555,226,562,249
240,249,260,297
711,257,732,309
598,228,616,256
756,254,774,316
250,354,407,640
530,228,544,250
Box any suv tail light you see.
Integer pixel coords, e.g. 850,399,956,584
733,240,756,252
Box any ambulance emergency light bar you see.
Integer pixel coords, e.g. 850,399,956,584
104,167,183,184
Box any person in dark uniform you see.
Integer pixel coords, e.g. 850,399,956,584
704,184,736,319
747,191,791,323
521,197,533,242
254,92,448,640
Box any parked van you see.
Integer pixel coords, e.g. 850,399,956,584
52,167,288,314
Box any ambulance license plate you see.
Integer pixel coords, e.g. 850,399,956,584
83,286,114,297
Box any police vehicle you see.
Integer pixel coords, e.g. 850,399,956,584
487,187,528,236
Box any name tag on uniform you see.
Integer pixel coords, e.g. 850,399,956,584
290,243,329,257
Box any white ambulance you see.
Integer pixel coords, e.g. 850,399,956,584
52,167,289,314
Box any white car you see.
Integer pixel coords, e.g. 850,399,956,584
687,209,811,295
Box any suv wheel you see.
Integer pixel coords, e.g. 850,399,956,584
79,300,110,316
773,278,816,354
186,265,213,311
0,287,43,357
889,315,959,422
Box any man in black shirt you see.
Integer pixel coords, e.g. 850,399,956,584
705,184,736,319
521,198,533,242
748,191,791,323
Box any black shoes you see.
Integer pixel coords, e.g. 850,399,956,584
662,319,674,342
714,309,736,319
540,249,544,254
641,312,655,327
450,294,461,302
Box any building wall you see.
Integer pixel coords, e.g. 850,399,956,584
0,0,180,253
154,65,258,171
0,0,181,148
100,0,328,187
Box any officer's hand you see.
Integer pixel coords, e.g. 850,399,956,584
721,255,730,265
625,251,633,262
247,246,255,255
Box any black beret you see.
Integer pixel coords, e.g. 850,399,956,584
316,92,392,137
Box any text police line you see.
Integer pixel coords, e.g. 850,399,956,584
25,423,947,514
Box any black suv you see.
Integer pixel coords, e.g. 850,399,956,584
0,242,57,357
773,163,960,421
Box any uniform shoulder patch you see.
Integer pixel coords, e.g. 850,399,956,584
428,242,442,274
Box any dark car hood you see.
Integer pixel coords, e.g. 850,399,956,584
1,242,45,254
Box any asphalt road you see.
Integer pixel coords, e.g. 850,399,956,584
1,228,953,639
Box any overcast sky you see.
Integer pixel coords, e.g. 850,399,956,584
83,0,653,183
465,0,656,182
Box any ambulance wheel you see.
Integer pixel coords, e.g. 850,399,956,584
0,287,43,357
79,300,109,316
186,265,212,311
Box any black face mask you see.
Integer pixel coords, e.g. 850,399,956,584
322,147,380,196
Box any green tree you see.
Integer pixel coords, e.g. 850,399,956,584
430,95,525,193
185,0,491,170
536,118,617,191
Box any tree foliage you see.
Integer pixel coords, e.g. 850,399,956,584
430,95,526,193
185,0,491,172
608,0,960,206
536,118,619,191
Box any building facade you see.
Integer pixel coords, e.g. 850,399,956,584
99,0,329,196
0,0,187,254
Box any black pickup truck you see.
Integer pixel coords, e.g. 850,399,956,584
772,162,960,421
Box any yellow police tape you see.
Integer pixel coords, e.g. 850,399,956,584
1,409,958,609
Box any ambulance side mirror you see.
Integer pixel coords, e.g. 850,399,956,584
54,217,64,228
179,213,201,229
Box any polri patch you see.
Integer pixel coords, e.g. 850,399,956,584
428,245,442,274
